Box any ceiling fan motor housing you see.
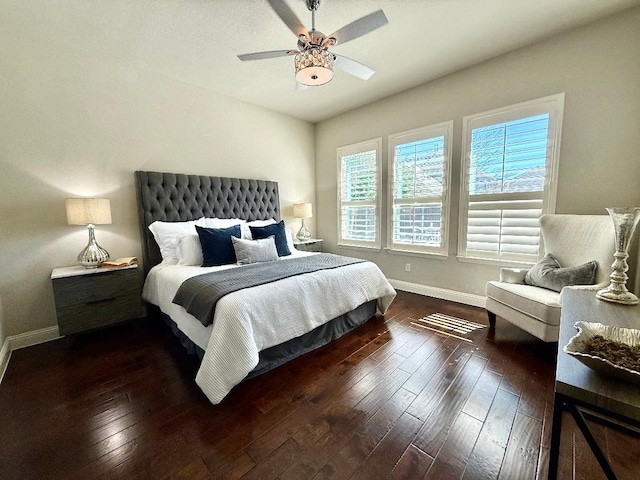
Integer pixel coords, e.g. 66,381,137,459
306,0,320,12
298,30,332,49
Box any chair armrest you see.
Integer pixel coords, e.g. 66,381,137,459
559,282,609,303
499,268,529,284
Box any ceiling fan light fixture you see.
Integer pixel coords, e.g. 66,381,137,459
239,1,388,86
294,47,334,86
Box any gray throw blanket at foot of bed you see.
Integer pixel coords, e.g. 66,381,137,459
172,253,365,326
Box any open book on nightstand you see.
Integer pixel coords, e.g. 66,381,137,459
102,256,138,268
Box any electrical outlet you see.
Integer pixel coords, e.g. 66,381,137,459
405,263,411,272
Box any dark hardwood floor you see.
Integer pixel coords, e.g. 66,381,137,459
2,291,639,479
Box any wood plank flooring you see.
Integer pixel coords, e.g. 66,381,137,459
1,291,639,479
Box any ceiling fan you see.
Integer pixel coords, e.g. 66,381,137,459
238,0,389,87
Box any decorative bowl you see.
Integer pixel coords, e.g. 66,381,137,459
563,321,640,385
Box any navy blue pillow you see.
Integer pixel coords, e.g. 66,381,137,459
196,224,242,267
249,220,291,257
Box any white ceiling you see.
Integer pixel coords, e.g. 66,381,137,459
5,0,639,122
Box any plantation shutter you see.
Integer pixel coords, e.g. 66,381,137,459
337,139,381,248
459,94,564,264
466,196,543,259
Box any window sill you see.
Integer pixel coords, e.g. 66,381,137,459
456,255,535,268
385,248,448,261
337,243,382,253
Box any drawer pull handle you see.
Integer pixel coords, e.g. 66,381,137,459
86,297,117,305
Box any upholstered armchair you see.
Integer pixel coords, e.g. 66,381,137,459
485,214,614,342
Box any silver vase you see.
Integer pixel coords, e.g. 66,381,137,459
77,224,110,268
596,207,640,305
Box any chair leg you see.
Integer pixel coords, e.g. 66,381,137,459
487,310,496,329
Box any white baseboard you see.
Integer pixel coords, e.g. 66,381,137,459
0,340,10,385
0,326,60,384
388,279,486,308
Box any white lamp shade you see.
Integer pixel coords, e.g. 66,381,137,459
66,198,112,225
293,203,313,219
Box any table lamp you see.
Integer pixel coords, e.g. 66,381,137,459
293,202,312,241
66,198,112,268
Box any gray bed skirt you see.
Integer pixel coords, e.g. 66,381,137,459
160,300,377,380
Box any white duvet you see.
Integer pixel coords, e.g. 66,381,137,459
142,251,396,404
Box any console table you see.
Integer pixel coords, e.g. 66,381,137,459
549,288,640,479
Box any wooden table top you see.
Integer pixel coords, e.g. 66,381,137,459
556,288,640,422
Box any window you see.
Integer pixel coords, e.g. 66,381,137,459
458,93,564,264
337,138,382,249
388,121,453,256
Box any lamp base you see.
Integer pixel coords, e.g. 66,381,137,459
78,243,110,268
78,224,110,268
296,219,311,241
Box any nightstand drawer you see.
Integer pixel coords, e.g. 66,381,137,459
52,268,138,308
56,293,142,336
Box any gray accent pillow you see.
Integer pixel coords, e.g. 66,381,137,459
231,235,279,265
524,253,597,292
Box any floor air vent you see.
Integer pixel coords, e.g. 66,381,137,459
411,313,486,342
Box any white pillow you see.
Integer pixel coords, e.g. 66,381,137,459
148,218,203,264
285,227,297,252
243,219,277,239
201,217,246,229
231,235,279,265
176,234,203,266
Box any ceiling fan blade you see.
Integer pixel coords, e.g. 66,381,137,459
327,9,388,46
238,50,298,61
266,0,309,39
334,54,376,81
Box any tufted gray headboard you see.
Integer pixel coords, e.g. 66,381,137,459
135,171,280,275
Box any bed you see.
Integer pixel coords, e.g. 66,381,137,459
135,171,396,404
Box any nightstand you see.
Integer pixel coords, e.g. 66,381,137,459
293,238,323,252
51,265,143,336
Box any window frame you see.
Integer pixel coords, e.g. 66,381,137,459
336,138,382,250
387,121,454,257
457,93,565,266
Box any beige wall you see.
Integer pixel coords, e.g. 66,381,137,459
2,8,639,346
0,19,315,341
315,8,640,297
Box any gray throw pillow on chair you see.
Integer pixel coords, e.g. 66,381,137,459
524,253,597,292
